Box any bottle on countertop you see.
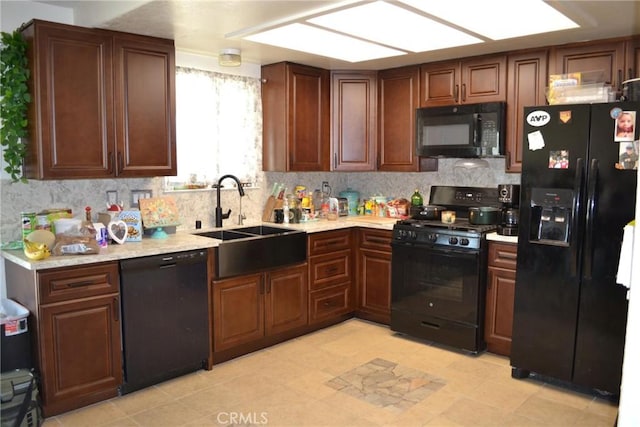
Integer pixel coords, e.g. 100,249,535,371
411,189,423,207
283,196,290,224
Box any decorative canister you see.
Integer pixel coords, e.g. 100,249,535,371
338,188,360,215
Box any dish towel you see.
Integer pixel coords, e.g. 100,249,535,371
617,221,635,299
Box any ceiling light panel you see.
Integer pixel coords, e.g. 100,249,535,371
245,23,406,62
398,0,579,40
308,1,482,52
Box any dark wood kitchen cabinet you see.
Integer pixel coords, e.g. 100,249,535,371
262,62,330,171
625,36,640,80
485,241,517,357
356,228,392,325
5,261,122,417
21,20,176,180
505,50,548,173
212,263,308,353
308,230,354,324
420,55,506,107
377,66,420,172
331,71,377,171
549,39,626,92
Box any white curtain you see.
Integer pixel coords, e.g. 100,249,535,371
171,67,261,187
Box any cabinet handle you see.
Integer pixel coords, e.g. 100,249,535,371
618,69,623,91
326,266,339,275
454,84,459,101
323,301,333,307
108,152,114,174
66,280,94,288
260,276,265,295
265,275,271,294
334,152,337,169
117,152,124,175
113,297,119,322
461,83,466,102
506,151,511,169
367,237,390,245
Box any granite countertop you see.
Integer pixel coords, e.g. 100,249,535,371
1,216,398,271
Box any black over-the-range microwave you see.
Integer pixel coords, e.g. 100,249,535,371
416,102,506,158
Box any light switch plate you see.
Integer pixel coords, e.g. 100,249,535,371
131,189,153,208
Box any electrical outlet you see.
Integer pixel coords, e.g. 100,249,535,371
322,181,330,194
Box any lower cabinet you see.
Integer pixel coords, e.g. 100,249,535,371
356,228,392,325
484,241,518,356
37,263,122,416
212,263,308,353
308,230,354,324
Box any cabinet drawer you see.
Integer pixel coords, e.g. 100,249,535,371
359,229,392,251
309,284,351,323
309,250,351,290
308,230,351,255
39,262,120,304
488,242,518,270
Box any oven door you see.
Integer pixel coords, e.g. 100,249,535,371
391,241,483,326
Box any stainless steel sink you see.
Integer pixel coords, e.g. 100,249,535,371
194,226,306,279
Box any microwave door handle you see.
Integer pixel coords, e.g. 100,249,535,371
474,113,482,147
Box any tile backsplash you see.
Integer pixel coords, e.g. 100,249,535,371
0,159,520,243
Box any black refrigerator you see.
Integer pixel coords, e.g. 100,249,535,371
511,101,639,395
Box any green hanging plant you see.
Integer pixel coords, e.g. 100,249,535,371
0,29,31,183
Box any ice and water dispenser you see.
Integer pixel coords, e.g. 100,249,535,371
529,188,573,245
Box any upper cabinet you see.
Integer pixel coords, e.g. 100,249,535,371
378,66,420,172
625,37,640,80
505,50,548,173
331,71,377,171
22,20,176,180
420,55,506,107
262,62,330,172
549,39,625,92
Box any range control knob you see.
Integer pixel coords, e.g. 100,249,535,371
427,233,438,243
397,230,407,240
449,237,458,245
459,238,470,246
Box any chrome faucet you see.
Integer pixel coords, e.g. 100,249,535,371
215,174,245,227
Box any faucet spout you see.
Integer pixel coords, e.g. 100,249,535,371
215,174,245,227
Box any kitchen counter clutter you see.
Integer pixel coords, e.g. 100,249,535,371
0,216,396,270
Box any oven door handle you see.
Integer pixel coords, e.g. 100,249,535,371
391,241,479,257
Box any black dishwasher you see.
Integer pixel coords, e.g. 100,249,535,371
119,250,209,394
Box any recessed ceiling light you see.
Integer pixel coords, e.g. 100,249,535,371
308,1,482,52
246,23,406,63
398,0,579,40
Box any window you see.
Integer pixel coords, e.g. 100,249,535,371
166,67,261,190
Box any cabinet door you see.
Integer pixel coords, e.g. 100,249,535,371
357,248,391,325
331,71,377,171
24,21,114,179
485,266,516,356
40,295,122,416
114,34,177,177
420,61,459,107
550,40,625,91
378,66,420,171
265,264,308,335
505,50,548,173
213,274,264,352
625,37,640,80
289,63,330,171
461,55,506,104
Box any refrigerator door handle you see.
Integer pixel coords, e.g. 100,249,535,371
570,157,585,277
584,158,599,280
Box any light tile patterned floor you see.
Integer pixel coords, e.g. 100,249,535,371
44,319,618,426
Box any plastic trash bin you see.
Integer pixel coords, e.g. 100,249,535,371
1,299,32,372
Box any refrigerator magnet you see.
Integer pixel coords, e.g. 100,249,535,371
614,110,636,142
616,141,639,170
527,130,545,151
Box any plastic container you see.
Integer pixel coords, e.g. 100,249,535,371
1,299,32,371
338,188,360,215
